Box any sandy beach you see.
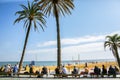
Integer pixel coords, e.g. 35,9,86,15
31,61,118,74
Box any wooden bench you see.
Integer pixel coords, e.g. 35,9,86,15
90,72,120,78
0,72,12,77
51,74,81,78
17,73,44,77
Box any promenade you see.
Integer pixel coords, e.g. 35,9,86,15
0,78,120,80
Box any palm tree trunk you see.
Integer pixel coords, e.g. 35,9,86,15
116,50,120,71
54,5,61,67
113,45,120,70
18,20,32,72
115,51,120,70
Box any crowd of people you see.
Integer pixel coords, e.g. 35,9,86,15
0,63,19,76
54,64,119,77
0,63,48,77
0,63,119,78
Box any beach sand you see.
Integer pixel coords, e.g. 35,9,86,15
31,61,118,73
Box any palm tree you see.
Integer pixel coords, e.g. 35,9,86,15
35,0,74,67
104,34,120,70
14,1,46,72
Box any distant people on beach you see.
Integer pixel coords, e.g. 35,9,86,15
30,65,34,73
80,67,89,77
16,62,19,69
85,63,88,67
101,65,107,77
62,66,68,74
94,66,101,76
13,64,18,74
41,66,48,76
108,65,116,77
0,65,5,72
4,64,11,73
55,66,61,74
72,66,78,74
114,66,119,73
24,65,30,73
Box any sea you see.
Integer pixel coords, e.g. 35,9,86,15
0,59,115,67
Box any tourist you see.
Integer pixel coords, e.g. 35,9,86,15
41,66,48,76
55,66,61,74
0,65,5,72
108,65,116,77
101,65,107,77
72,66,78,74
94,66,101,77
13,64,18,74
62,66,68,74
114,66,119,73
25,65,30,73
80,67,89,77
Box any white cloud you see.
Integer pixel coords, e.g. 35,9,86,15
37,35,105,47
37,31,120,47
28,42,103,54
37,41,56,47
25,31,120,61
27,48,56,54
26,41,114,60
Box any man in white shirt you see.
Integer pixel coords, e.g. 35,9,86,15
62,66,68,74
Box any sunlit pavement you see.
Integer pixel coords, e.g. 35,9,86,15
0,78,120,80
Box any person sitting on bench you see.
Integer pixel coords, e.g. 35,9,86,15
108,65,116,77
101,65,107,77
41,66,48,76
72,66,78,74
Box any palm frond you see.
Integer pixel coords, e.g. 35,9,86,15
14,16,26,24
20,4,28,11
14,1,46,32
37,0,74,17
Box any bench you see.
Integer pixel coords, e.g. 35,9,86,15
17,73,44,77
0,72,12,77
51,74,81,78
90,72,120,78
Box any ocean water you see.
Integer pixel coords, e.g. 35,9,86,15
0,59,114,67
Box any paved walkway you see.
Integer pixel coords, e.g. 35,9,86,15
0,78,120,80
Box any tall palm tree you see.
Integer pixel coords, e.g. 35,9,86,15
14,1,46,72
104,34,120,70
35,0,74,67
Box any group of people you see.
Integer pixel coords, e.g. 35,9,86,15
55,65,78,75
93,65,119,77
24,65,48,78
54,64,119,77
0,63,19,76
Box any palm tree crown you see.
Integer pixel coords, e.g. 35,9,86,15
104,34,120,70
14,1,46,72
14,1,46,31
37,0,74,17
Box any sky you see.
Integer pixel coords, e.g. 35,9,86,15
0,0,120,61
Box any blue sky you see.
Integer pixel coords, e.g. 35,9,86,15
0,0,120,61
